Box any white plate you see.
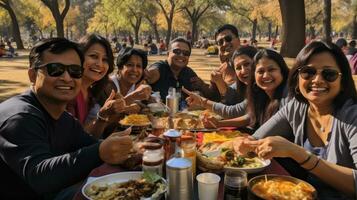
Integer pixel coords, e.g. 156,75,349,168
82,171,167,200
224,159,271,174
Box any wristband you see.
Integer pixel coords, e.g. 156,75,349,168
307,157,320,171
96,112,109,122
299,151,312,165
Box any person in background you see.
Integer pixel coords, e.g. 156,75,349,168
234,41,357,199
0,38,133,199
184,49,289,131
348,40,357,56
159,39,166,54
145,37,210,103
149,42,158,55
66,34,125,138
335,38,350,59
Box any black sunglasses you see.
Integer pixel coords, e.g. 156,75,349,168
217,35,233,46
298,66,342,82
35,63,83,79
172,48,191,56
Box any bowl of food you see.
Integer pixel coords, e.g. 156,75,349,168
119,114,151,133
82,171,167,200
248,174,317,200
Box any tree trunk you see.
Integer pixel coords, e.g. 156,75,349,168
279,0,305,58
165,20,172,49
53,10,64,38
251,18,257,41
322,0,332,43
268,22,272,41
0,0,24,49
352,15,357,39
153,23,160,44
191,19,198,45
41,0,70,38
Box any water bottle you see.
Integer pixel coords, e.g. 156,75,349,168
166,87,179,114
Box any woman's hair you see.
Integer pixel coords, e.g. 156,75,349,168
78,34,114,101
230,46,258,102
288,41,357,108
116,47,148,70
246,49,290,129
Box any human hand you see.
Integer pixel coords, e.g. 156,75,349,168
232,136,257,155
210,70,224,85
182,86,204,107
131,84,152,101
244,136,297,160
123,103,141,114
99,90,126,121
202,116,219,128
99,127,133,164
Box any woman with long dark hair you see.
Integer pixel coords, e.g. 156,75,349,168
184,49,289,131
234,41,357,199
67,34,126,138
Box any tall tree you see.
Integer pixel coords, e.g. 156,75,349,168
352,0,357,39
279,0,305,58
40,0,70,38
0,0,24,49
154,0,181,47
322,0,332,42
143,2,161,43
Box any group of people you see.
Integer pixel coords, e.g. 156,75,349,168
0,23,357,200
0,40,17,57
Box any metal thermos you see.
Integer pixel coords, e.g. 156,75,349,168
166,157,193,200
166,87,179,114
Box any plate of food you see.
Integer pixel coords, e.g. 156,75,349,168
248,174,317,200
197,140,270,174
82,171,167,200
119,114,151,127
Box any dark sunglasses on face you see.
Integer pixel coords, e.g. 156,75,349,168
172,48,191,56
217,35,233,46
298,66,342,82
35,63,83,79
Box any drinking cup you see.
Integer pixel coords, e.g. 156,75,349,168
196,172,221,200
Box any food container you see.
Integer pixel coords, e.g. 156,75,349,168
148,103,166,113
166,157,193,200
248,174,317,200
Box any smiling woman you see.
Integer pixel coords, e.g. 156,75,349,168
66,34,127,138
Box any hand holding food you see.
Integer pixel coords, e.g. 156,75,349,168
99,127,133,164
245,136,297,160
202,116,219,128
232,136,257,155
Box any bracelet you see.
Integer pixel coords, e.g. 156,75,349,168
96,112,109,122
299,152,312,165
306,157,320,171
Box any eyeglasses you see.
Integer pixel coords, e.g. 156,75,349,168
217,35,233,46
298,66,342,82
172,48,191,56
35,63,83,79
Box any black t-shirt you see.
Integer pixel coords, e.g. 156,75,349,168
0,90,102,199
149,60,199,102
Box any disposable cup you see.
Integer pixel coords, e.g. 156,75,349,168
196,172,221,200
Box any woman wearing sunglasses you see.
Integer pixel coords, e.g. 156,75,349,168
185,49,289,131
67,34,126,138
234,41,357,199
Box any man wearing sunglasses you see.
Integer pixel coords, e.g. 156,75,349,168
0,38,133,199
205,24,241,103
146,37,210,103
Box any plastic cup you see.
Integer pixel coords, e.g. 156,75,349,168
196,172,221,200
